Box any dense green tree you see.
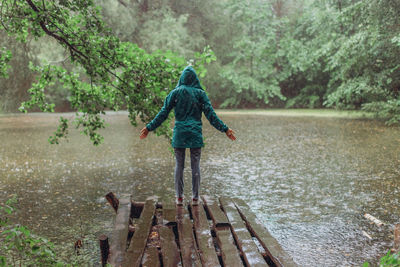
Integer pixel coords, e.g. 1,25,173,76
0,32,34,112
218,0,286,107
97,0,205,57
324,0,400,124
166,0,235,104
278,0,339,108
275,0,400,123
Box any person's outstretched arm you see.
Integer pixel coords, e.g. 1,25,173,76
201,91,236,141
140,91,175,139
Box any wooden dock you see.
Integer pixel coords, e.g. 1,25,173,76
100,193,297,267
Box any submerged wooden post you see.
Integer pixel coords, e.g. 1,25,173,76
99,234,110,267
106,192,120,213
364,213,384,227
394,224,400,252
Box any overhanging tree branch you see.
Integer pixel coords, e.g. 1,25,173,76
1,0,215,145
24,0,134,97
25,0,89,61
116,0,128,8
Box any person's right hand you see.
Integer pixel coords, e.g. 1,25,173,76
225,128,236,141
140,127,149,139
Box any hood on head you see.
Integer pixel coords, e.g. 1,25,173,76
177,66,203,90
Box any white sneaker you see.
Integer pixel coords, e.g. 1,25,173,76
192,198,199,206
176,197,183,206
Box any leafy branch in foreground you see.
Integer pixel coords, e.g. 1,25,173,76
0,197,106,266
0,196,65,266
363,250,400,267
0,0,215,145
0,47,11,78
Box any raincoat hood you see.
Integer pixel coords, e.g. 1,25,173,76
177,66,203,90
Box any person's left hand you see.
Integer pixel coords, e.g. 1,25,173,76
225,128,236,141
140,127,149,139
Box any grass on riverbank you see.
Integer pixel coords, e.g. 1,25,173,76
216,108,375,119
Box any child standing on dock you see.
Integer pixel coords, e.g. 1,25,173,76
140,66,236,205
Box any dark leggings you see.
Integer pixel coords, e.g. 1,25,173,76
174,148,201,199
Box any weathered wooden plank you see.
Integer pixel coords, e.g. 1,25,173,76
191,203,220,267
395,224,400,252
141,246,160,267
176,203,201,267
123,198,156,267
159,226,180,266
202,195,230,227
162,198,177,225
109,195,131,267
220,197,268,267
202,196,241,266
233,198,297,267
215,227,244,267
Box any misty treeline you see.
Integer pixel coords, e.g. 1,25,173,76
1,0,400,124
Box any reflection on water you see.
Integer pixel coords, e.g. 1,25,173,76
0,112,399,266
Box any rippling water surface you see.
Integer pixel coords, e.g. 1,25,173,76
0,112,399,266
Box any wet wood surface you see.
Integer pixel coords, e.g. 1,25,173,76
176,203,201,267
106,193,297,267
203,196,241,266
141,246,160,267
191,202,220,266
159,226,180,266
109,195,131,267
162,198,177,225
215,226,244,267
394,224,400,252
233,198,297,267
220,197,268,267
201,195,229,227
124,198,156,267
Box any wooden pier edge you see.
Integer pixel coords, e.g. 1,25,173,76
394,224,400,252
232,198,297,267
104,193,297,267
108,194,132,267
124,197,157,267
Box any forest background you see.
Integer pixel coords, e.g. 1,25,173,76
1,0,400,125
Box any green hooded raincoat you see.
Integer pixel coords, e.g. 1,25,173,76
146,66,228,148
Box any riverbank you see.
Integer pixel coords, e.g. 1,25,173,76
216,108,375,119
0,108,375,120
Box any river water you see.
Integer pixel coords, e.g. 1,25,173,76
0,112,399,266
